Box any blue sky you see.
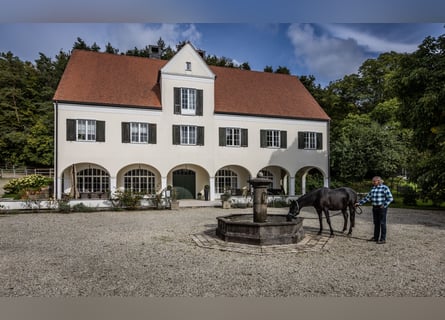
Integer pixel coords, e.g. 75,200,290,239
1,23,443,86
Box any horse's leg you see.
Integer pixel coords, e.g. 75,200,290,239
324,208,335,237
341,209,348,233
348,204,355,235
316,208,323,235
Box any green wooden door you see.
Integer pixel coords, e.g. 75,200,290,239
172,169,196,199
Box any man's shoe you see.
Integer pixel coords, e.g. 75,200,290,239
367,237,377,241
377,240,386,244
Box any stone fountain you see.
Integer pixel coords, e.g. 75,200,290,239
216,173,305,245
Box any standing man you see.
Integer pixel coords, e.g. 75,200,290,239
356,176,394,244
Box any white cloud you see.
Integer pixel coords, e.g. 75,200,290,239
287,23,368,83
322,24,418,53
108,23,202,51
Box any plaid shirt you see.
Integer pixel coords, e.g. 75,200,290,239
359,184,394,208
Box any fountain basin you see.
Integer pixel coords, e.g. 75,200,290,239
216,214,304,245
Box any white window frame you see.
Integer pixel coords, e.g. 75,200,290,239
181,88,197,115
304,132,317,149
124,169,156,194
215,169,238,194
77,120,96,141
130,122,149,143
226,128,241,147
180,125,197,145
266,130,280,148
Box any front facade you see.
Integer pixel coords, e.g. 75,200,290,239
53,43,330,201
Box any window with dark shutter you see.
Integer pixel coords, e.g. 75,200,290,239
148,123,157,144
241,129,248,147
122,122,130,143
196,90,203,116
298,132,305,149
260,130,267,148
172,125,180,145
316,132,323,150
174,87,181,114
219,127,226,146
280,131,287,148
96,121,105,142
67,119,76,141
197,126,204,146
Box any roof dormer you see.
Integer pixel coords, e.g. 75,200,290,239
160,42,215,80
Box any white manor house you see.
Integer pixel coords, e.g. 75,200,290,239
53,43,330,201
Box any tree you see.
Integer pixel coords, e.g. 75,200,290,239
274,66,290,74
105,42,119,54
330,114,408,181
263,65,273,73
393,34,445,203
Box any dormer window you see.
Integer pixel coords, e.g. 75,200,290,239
185,61,192,71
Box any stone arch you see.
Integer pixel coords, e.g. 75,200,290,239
214,164,251,198
167,163,210,199
61,162,110,199
295,166,328,195
116,163,162,194
258,165,290,195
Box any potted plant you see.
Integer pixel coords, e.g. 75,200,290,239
221,191,231,209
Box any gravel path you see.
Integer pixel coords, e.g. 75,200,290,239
1,206,444,297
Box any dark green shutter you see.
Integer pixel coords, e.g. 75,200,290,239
260,130,267,148
241,129,248,147
172,125,180,145
96,121,105,142
67,119,76,141
197,126,204,146
174,87,181,114
122,122,130,143
219,127,226,146
149,123,157,144
316,132,323,150
196,90,203,116
280,130,287,148
298,132,305,149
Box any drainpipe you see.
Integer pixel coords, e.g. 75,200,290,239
54,101,58,199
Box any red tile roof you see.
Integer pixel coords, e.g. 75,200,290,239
54,50,330,121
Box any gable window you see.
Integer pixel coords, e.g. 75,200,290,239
185,61,192,71
219,127,248,147
172,125,204,146
298,131,323,150
260,130,287,148
174,87,203,116
66,119,105,142
121,122,156,144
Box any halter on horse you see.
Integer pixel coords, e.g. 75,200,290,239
286,187,358,237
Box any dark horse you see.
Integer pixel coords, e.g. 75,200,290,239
286,187,358,237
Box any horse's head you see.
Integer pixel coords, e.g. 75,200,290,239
288,200,300,217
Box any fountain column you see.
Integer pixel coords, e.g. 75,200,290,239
248,173,272,223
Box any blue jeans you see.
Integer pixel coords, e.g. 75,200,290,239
372,206,387,241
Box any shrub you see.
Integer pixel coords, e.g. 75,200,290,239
111,190,143,209
3,174,53,197
401,186,418,206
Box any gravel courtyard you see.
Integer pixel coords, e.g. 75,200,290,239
1,206,444,297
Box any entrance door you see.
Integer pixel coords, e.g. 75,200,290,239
172,169,196,199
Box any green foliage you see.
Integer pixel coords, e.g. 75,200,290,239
392,34,445,202
330,114,409,181
3,174,52,195
111,190,143,209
